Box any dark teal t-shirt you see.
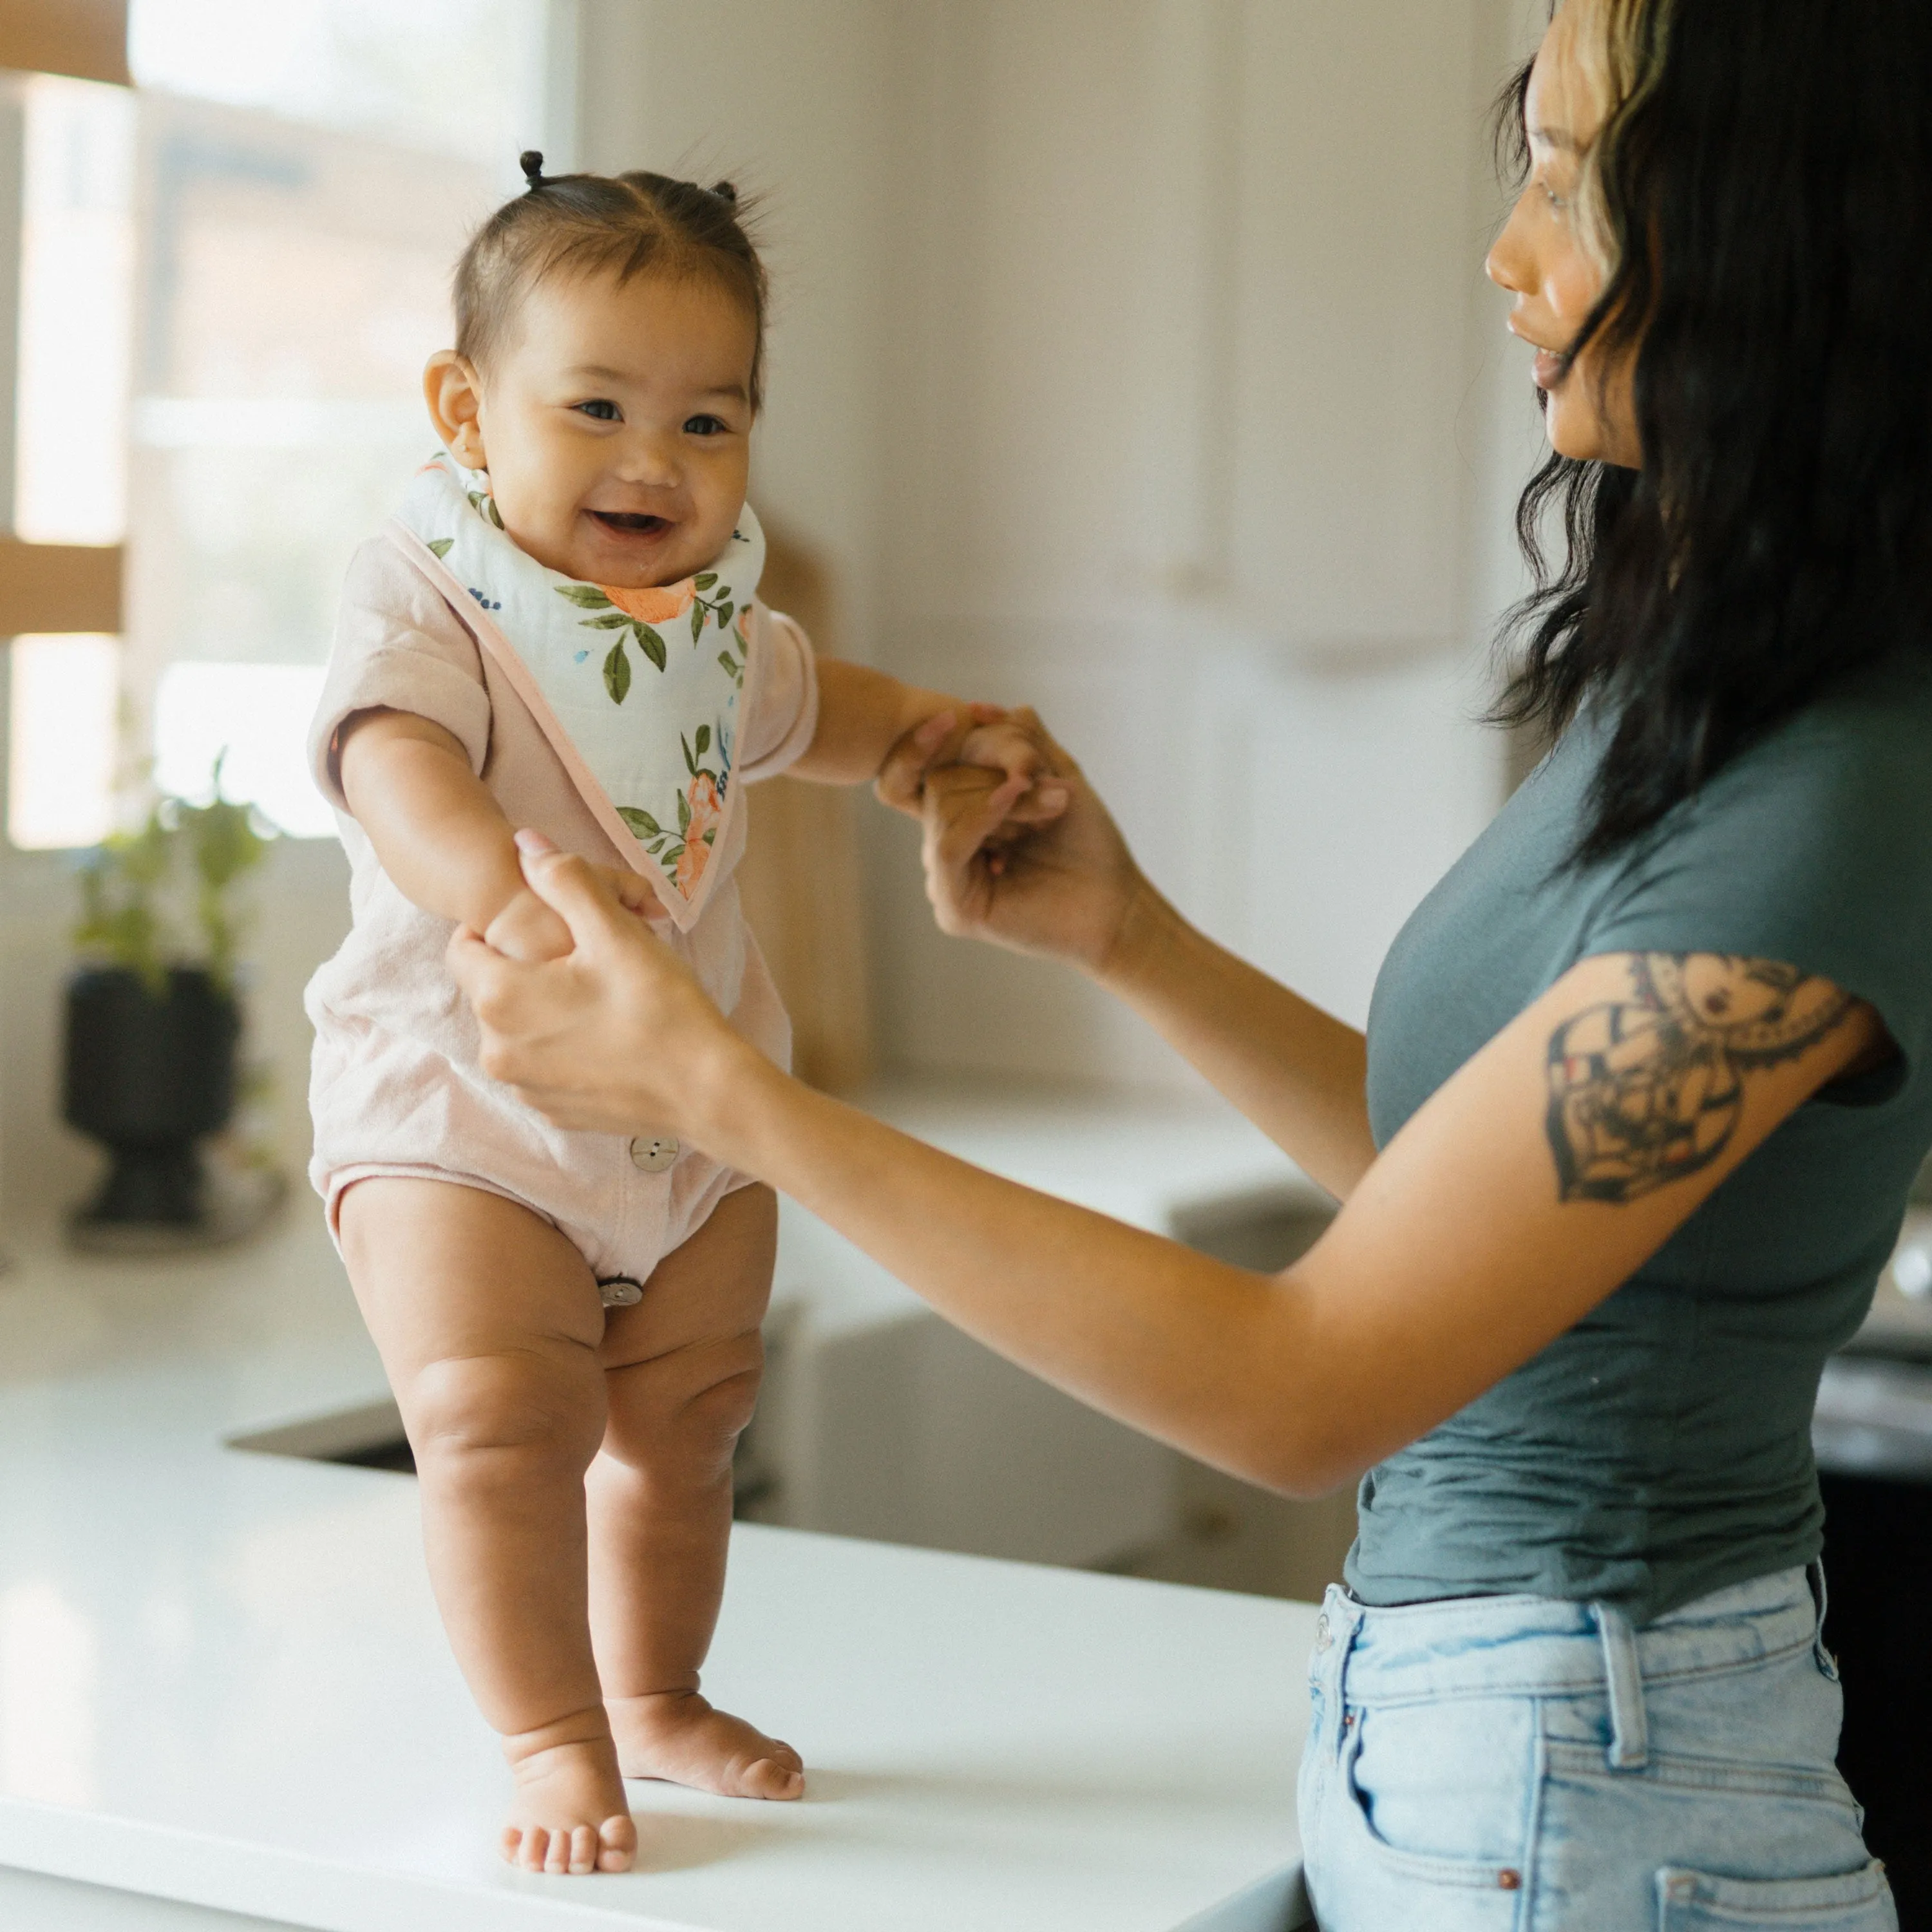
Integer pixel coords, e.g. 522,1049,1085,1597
1350,657,1932,1625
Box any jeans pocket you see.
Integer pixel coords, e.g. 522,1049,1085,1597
1335,1714,1531,1896
1654,1861,1895,1929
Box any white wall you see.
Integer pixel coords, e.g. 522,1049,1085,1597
864,0,1547,1086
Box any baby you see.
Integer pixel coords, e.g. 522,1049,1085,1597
304,159,1044,1875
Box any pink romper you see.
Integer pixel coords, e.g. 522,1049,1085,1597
304,536,819,1280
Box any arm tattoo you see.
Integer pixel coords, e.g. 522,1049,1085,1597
1546,954,1854,1204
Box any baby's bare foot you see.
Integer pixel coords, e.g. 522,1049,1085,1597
501,1716,636,1874
609,1689,805,1800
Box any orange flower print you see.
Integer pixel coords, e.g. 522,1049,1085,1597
600,579,696,625
674,772,723,895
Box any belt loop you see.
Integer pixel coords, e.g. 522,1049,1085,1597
1591,1602,1649,1771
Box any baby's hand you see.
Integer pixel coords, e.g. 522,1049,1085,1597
483,884,575,962
875,705,1068,841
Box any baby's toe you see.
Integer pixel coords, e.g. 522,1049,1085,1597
742,1755,806,1801
599,1814,638,1872
500,1825,524,1866
545,1828,576,1876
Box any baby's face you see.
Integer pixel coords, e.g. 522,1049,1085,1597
434,270,755,589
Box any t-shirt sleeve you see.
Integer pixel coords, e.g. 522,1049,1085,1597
734,603,820,784
308,536,493,812
1584,694,1932,1076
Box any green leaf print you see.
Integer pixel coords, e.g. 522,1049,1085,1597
716,650,741,680
603,641,632,705
426,536,454,559
694,723,711,757
694,573,718,591
676,791,692,833
636,625,667,672
616,806,661,838
690,605,705,645
716,601,733,631
467,490,506,530
555,583,614,609
681,733,699,777
581,611,633,629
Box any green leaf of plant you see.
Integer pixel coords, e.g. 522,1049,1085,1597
694,724,711,757
637,625,667,672
554,583,614,608
694,573,718,591
603,641,632,705
426,536,454,558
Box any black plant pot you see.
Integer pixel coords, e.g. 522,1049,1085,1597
63,966,240,1230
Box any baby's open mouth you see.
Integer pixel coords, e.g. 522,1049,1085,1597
589,511,671,536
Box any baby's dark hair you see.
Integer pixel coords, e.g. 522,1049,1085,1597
453,154,766,407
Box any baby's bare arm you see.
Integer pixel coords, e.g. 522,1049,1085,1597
337,708,571,959
786,659,960,786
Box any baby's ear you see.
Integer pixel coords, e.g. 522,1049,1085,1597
424,350,487,469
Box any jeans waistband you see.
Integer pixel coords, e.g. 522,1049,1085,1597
1316,1564,1822,1708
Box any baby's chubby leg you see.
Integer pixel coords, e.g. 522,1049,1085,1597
588,1183,803,1799
337,1178,634,1875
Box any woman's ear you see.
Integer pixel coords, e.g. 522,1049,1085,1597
424,350,488,469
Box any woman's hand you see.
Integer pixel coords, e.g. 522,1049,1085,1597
446,833,762,1151
878,708,1153,976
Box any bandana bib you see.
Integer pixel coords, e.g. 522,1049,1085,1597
386,450,761,930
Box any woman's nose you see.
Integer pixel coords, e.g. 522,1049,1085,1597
1486,191,1533,295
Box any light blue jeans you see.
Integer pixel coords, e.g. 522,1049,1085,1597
1298,1566,1895,1930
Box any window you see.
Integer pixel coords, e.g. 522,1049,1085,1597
8,0,549,846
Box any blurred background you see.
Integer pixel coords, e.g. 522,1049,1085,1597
0,0,1560,1607
0,0,1547,1214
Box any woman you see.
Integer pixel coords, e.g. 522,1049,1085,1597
448,0,1932,1922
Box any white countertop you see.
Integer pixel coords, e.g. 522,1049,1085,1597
0,1086,1320,1932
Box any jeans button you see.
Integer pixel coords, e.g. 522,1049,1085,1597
1315,1613,1332,1652
629,1134,679,1173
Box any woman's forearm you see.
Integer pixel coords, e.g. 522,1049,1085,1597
1092,883,1376,1200
708,1054,1341,1492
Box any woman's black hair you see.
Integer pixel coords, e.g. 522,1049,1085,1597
1492,0,1932,864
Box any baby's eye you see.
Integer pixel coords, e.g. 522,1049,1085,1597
684,414,730,437
574,399,621,422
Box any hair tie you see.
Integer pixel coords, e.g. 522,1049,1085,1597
711,180,739,206
520,150,547,192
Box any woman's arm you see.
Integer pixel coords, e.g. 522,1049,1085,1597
450,848,1887,1495
337,708,572,960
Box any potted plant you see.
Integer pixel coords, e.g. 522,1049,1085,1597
63,762,276,1248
